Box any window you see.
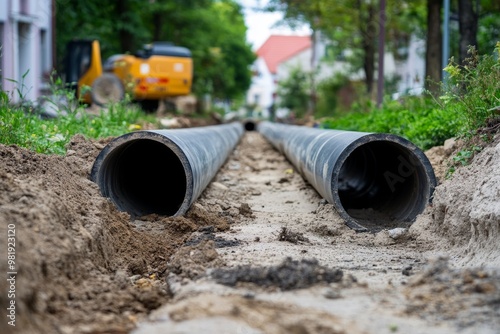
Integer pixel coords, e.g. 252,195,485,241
253,94,260,105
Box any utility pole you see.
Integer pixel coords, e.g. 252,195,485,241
376,0,386,107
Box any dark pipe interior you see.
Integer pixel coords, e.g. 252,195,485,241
337,141,429,230
244,121,256,131
98,139,186,217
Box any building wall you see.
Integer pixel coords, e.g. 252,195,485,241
394,35,426,94
0,0,53,102
246,57,274,111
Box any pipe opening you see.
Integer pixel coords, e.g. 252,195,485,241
97,139,187,217
244,120,256,131
336,141,431,231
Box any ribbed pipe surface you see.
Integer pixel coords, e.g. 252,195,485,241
258,122,437,232
90,123,243,217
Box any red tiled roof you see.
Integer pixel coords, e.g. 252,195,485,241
256,35,312,74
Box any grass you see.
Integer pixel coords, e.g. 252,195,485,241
0,85,156,155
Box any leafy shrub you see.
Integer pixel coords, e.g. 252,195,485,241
441,43,500,134
321,96,464,150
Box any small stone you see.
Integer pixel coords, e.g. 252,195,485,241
129,275,142,283
243,291,256,299
66,149,77,156
444,138,457,155
388,228,407,240
402,266,413,276
211,182,228,191
324,288,341,299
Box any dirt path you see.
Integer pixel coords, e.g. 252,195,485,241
1,131,499,334
132,132,500,334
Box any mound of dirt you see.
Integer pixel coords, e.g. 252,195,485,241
411,135,500,267
0,136,204,334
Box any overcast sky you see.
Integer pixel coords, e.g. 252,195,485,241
237,0,311,50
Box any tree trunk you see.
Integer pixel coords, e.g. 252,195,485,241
359,2,376,95
425,0,442,95
117,0,134,52
153,13,163,41
458,0,478,64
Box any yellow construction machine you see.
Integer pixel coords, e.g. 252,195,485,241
65,40,193,110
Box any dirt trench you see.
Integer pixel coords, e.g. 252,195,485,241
0,131,499,334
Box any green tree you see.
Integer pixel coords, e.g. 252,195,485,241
277,66,310,118
56,0,254,103
267,0,426,95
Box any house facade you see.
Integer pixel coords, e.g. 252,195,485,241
246,35,311,114
0,0,54,102
247,33,425,115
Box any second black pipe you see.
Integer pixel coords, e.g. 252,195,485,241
258,122,437,232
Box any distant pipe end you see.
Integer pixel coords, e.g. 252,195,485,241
90,132,192,217
244,120,257,131
332,135,436,232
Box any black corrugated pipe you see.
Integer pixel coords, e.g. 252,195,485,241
90,123,243,217
258,122,436,232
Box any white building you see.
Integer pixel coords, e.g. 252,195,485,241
0,0,54,102
246,33,425,114
246,35,311,113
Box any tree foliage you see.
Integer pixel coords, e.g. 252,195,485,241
56,0,255,100
267,0,426,95
276,66,310,118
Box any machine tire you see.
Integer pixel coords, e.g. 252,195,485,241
91,73,125,106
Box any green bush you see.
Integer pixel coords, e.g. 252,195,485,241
321,96,464,150
441,43,500,133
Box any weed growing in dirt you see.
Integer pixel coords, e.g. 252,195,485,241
0,81,155,155
442,43,500,133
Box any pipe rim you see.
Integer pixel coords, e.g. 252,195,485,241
331,133,437,232
90,131,194,217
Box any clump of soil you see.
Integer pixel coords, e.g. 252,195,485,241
278,226,310,244
405,257,500,329
168,240,225,280
184,225,241,248
309,224,341,237
238,202,255,218
0,136,206,334
211,257,343,290
411,135,500,267
186,203,230,231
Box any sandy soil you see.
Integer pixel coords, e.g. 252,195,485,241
0,130,499,334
